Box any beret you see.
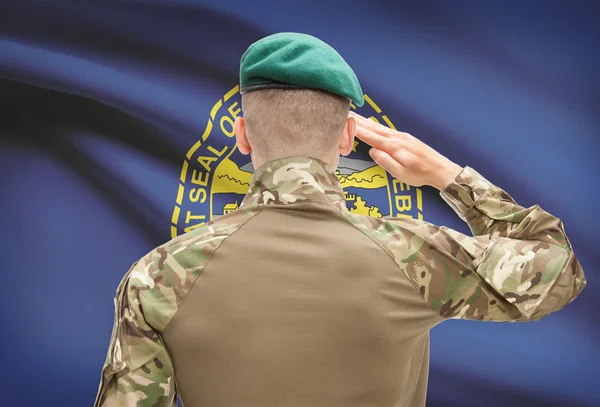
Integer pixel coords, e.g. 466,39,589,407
239,32,364,107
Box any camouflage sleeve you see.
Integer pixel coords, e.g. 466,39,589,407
422,165,586,321
369,166,586,322
94,260,177,407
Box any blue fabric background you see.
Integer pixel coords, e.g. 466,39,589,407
0,1,598,406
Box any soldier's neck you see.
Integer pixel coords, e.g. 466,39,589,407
250,150,338,172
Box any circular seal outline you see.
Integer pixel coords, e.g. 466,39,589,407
171,85,424,238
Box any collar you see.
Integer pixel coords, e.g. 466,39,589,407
240,156,347,212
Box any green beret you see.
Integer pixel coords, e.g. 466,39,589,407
239,32,364,107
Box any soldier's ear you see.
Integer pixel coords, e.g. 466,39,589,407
348,116,356,143
235,116,251,155
339,116,356,156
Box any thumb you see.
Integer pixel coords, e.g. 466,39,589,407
369,148,405,179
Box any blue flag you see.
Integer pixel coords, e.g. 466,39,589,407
0,1,597,406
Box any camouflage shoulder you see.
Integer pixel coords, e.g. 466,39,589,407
340,211,493,318
340,211,438,282
129,205,263,331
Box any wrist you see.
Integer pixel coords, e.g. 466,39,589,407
430,161,463,191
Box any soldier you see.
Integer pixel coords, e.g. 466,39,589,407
94,33,586,407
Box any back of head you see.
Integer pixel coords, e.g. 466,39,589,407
239,32,363,165
242,88,350,163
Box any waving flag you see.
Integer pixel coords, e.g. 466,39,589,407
0,1,597,406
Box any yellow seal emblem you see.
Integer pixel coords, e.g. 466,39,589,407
171,86,424,238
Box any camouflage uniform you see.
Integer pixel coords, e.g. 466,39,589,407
94,156,586,407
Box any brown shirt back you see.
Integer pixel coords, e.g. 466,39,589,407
95,156,586,407
164,201,440,406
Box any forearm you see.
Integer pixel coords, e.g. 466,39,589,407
440,166,571,246
439,166,586,319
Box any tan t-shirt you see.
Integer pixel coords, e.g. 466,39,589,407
95,156,586,407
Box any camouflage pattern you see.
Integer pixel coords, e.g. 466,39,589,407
94,205,262,407
345,165,586,321
440,166,586,318
238,157,585,321
240,157,348,212
95,156,586,405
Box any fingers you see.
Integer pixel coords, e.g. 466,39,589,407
350,111,416,155
350,112,392,139
369,148,406,179
349,111,406,139
355,124,394,151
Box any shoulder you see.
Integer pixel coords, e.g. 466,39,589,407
339,211,458,284
340,210,433,248
126,205,263,330
341,210,476,252
162,204,262,257
339,211,419,265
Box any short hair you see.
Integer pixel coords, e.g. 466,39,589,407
241,88,350,163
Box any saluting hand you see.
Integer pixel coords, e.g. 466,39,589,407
350,111,463,191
